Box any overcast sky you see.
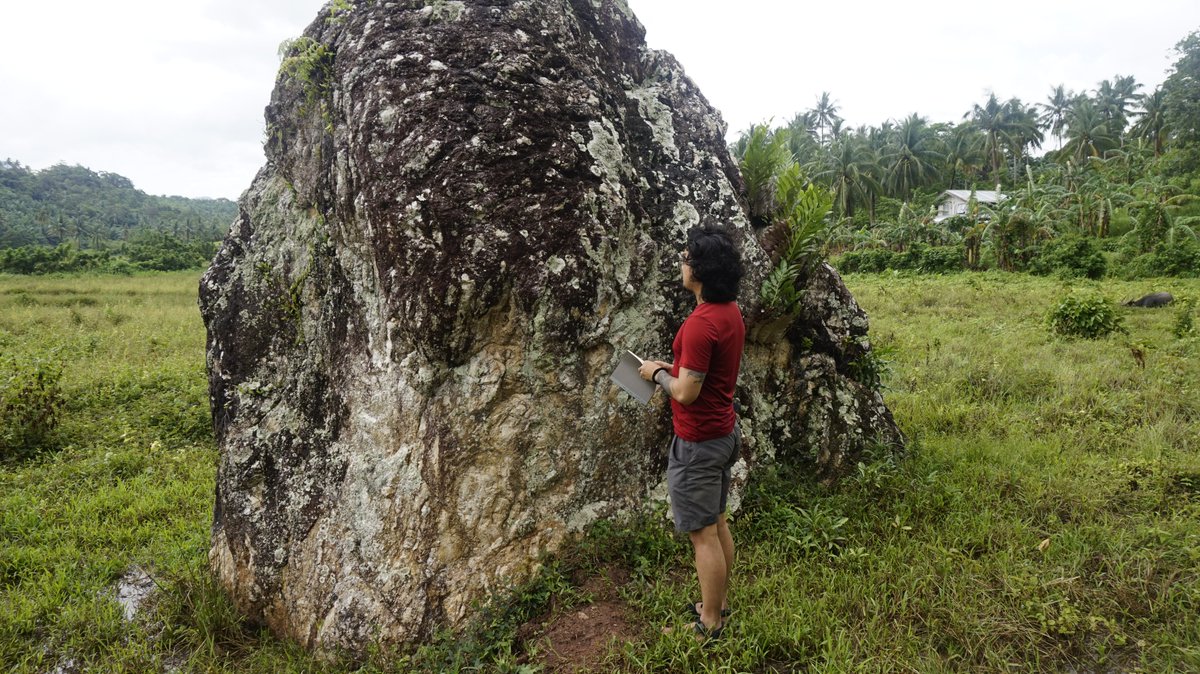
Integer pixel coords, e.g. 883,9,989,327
2,1,1198,200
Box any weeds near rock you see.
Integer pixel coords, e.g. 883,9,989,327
0,353,64,461
846,335,895,390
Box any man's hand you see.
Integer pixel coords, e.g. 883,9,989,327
638,360,673,381
638,360,662,381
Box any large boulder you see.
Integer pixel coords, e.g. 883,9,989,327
199,0,900,656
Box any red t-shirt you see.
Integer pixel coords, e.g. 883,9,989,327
670,301,745,442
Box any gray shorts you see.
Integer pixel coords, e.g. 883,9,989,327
666,428,742,533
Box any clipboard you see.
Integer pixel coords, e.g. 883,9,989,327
610,350,656,404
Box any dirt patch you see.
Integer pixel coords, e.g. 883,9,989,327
534,600,639,673
576,564,631,597
519,566,642,673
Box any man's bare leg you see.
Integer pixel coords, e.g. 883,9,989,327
688,522,726,630
694,514,733,615
717,514,734,602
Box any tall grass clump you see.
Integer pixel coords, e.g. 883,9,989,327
0,354,63,461
1175,297,1196,337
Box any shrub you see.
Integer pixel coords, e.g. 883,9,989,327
940,215,974,236
0,235,214,275
834,248,896,273
1029,234,1107,279
917,245,964,273
847,337,895,389
744,495,849,559
121,232,212,271
1120,238,1200,278
829,251,859,272
992,211,1038,271
0,244,121,274
863,249,899,271
1,355,64,461
833,245,961,274
891,244,925,271
0,243,76,274
277,36,336,115
1046,292,1126,339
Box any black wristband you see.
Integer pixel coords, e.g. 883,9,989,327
652,367,669,386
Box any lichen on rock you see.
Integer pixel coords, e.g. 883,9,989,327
200,0,901,657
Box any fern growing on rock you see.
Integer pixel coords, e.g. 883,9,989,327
759,164,835,316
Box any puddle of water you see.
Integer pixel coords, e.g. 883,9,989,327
114,566,157,621
47,657,78,674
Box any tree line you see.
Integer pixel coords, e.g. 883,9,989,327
733,30,1200,278
0,161,236,250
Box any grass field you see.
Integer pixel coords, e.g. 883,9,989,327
1,270,1198,673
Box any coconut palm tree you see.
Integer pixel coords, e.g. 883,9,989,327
729,127,752,160
784,112,822,167
813,134,879,221
1003,98,1044,177
858,125,893,223
809,92,842,147
1039,85,1074,151
941,123,984,190
1061,100,1119,164
1094,76,1141,140
1130,88,1168,156
1113,74,1143,136
884,114,942,201
966,93,1016,180
828,118,846,144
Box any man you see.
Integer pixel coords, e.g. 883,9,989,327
638,225,745,640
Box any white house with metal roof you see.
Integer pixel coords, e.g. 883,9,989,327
934,189,1005,222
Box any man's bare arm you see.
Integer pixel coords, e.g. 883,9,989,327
653,366,705,405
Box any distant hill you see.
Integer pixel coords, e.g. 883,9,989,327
0,159,238,249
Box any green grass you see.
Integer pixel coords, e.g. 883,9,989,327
2,270,1199,672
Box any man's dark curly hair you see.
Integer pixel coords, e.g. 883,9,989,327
685,226,744,303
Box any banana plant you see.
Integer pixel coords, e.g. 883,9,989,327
1126,178,1200,251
